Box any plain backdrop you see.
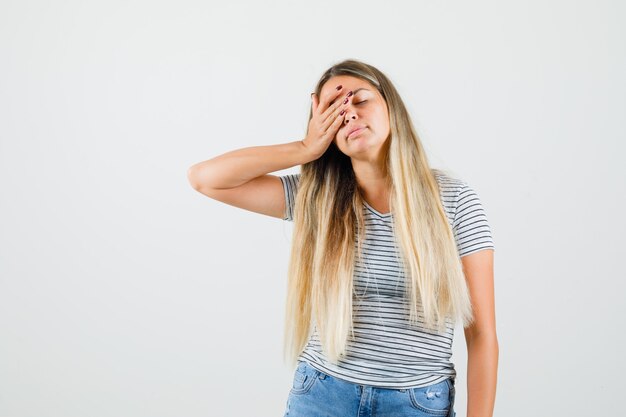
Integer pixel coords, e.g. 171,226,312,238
1,1,624,416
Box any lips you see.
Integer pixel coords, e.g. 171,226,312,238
347,126,366,139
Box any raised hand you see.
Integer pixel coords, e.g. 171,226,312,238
302,85,353,159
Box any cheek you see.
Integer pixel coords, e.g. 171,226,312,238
379,109,390,129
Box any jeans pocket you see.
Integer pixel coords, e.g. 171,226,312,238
408,379,453,415
445,378,456,417
290,360,321,395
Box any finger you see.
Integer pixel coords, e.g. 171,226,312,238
322,99,348,132
322,94,346,122
318,85,347,116
322,110,345,142
331,108,345,132
322,94,350,127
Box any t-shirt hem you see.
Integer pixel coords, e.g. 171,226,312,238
298,355,456,390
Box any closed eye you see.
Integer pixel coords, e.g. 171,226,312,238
330,100,366,106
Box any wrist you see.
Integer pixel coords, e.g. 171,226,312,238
298,140,317,163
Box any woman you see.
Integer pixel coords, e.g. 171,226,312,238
187,59,497,417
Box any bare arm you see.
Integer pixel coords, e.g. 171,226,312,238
462,249,498,417
186,141,316,219
187,140,313,191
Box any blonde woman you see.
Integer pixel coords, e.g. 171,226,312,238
187,59,497,417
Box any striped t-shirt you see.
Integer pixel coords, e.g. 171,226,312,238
279,171,495,389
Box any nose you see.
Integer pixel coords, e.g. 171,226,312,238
343,104,358,124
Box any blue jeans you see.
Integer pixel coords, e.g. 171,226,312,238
283,360,456,417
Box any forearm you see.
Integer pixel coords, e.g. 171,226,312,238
188,140,313,190
466,333,499,417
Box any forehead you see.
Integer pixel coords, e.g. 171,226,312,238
320,75,373,100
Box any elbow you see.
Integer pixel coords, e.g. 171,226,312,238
187,165,201,190
464,325,498,345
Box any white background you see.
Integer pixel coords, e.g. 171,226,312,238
1,1,624,416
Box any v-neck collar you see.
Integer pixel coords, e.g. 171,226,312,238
362,200,392,218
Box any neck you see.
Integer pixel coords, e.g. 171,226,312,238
352,161,389,201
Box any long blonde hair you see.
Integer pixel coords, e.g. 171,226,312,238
283,59,473,368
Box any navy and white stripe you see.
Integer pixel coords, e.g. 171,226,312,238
279,172,495,389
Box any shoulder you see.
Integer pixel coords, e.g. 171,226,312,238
278,172,301,196
278,172,301,222
433,169,495,256
279,172,300,188
432,168,466,194
431,168,467,223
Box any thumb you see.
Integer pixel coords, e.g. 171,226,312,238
310,92,317,111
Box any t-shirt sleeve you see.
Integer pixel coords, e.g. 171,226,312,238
278,173,300,222
453,182,495,257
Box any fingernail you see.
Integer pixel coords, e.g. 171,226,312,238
347,91,353,97
336,85,342,90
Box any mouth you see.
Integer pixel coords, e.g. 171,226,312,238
347,126,366,139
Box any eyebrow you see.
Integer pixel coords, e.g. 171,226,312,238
329,88,370,103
